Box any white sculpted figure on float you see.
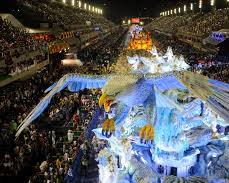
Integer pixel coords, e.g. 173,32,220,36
127,45,190,74
97,148,119,183
178,55,190,70
150,45,158,57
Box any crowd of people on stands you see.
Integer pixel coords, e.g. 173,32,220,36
0,25,125,182
0,17,36,51
179,9,229,36
14,0,114,30
146,13,199,34
0,17,48,77
78,27,126,73
146,9,229,36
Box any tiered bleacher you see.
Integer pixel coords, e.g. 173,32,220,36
13,0,115,30
145,9,229,83
0,17,48,81
146,9,229,37
0,13,126,181
0,0,119,86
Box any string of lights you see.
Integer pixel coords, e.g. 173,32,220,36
61,0,103,14
160,0,229,16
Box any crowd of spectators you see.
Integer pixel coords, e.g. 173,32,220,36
146,13,200,34
78,27,127,74
0,17,36,51
0,27,126,182
146,9,229,37
0,17,48,77
14,0,115,30
179,9,229,36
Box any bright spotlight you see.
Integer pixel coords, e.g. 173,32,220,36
190,3,193,10
184,5,187,12
78,1,81,8
199,0,202,9
72,0,75,6
211,0,215,6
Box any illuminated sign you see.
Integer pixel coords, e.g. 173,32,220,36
131,18,140,24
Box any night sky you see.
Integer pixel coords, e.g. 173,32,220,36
88,0,194,21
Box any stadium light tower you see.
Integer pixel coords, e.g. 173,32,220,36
190,3,193,10
210,0,215,6
72,0,75,6
199,0,202,9
184,5,187,12
78,1,82,8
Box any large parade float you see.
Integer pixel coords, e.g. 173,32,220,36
16,25,229,183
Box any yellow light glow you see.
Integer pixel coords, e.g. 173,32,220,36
78,1,81,8
89,5,91,11
184,5,187,12
72,0,75,6
190,3,193,10
178,7,181,13
63,0,66,3
84,3,87,10
174,8,177,14
211,0,215,6
92,6,95,12
199,0,202,9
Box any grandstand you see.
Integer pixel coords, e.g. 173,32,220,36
145,8,229,54
0,0,118,86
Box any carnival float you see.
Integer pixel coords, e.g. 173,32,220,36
16,25,229,183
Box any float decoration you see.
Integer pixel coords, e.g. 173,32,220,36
16,25,229,183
